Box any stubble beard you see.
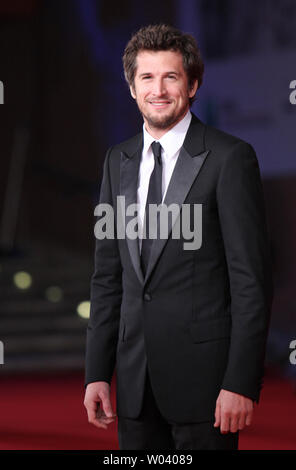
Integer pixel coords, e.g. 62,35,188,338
138,100,189,131
143,110,178,130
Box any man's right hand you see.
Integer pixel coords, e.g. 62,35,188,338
84,381,116,429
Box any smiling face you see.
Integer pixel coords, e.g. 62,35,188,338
130,50,198,139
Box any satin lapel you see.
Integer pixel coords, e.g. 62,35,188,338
143,146,210,285
119,147,144,285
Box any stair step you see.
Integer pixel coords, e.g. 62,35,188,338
2,332,86,353
0,298,90,316
1,353,85,372
0,315,87,334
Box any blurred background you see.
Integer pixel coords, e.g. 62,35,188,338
0,0,295,450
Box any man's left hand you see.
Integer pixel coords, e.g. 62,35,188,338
214,389,254,433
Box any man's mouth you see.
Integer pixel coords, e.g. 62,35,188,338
148,100,171,108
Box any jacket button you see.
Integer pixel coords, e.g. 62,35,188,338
144,292,151,301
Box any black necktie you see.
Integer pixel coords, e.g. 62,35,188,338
140,141,163,276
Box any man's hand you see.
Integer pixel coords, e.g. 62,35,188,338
84,381,116,429
214,389,254,434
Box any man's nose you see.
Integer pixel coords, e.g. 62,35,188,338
152,79,166,96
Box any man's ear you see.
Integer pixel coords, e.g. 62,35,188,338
130,85,136,100
189,79,198,99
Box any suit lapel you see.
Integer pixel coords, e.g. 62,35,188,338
119,137,144,285
144,147,209,284
143,114,210,285
119,114,210,287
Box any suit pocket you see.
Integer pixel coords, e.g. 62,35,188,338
189,316,231,343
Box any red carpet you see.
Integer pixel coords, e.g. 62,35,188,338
0,372,295,450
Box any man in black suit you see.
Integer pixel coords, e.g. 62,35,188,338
84,24,273,450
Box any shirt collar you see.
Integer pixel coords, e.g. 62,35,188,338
143,110,192,159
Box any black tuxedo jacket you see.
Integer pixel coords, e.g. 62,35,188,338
85,113,273,423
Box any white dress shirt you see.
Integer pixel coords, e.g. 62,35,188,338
137,110,192,249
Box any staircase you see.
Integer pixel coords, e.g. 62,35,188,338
0,243,92,373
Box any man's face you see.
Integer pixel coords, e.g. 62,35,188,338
130,50,198,136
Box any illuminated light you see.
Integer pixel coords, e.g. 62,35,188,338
77,301,90,319
13,271,32,290
45,286,63,303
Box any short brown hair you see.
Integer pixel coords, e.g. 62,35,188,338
122,24,204,105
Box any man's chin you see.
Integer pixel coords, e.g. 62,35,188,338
145,113,178,130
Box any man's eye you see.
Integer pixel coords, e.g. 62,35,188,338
142,76,151,80
167,75,177,80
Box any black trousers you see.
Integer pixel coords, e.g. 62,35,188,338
117,370,239,450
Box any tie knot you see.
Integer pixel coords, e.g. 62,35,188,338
151,141,162,165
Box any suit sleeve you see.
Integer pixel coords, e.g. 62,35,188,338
216,142,273,402
85,147,123,386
